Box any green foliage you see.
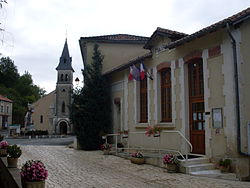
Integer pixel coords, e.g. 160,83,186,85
7,144,22,158
219,158,231,167
0,57,46,125
71,44,111,150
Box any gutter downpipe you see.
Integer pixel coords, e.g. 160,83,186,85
226,23,250,157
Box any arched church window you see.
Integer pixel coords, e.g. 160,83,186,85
62,102,65,113
40,115,43,123
65,74,68,81
61,74,64,81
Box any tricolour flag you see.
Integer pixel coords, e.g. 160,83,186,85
128,66,133,81
132,64,140,81
140,63,146,80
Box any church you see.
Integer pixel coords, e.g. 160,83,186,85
30,40,74,134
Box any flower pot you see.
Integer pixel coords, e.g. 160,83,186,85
103,149,110,155
220,165,230,173
0,148,7,157
22,180,45,188
7,157,18,168
153,133,160,137
130,157,145,165
166,163,178,173
122,134,128,138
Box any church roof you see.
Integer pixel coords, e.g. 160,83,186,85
56,40,74,71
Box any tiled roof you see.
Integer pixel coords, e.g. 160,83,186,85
104,52,152,75
164,7,250,49
80,34,149,44
144,27,188,49
0,94,12,103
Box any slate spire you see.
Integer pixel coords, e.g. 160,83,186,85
56,39,74,71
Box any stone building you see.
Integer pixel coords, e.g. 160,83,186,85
0,94,12,130
30,40,74,134
79,8,250,180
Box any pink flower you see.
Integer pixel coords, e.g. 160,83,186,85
0,141,9,149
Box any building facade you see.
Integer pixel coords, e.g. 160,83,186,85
80,8,250,179
31,40,74,134
0,94,12,130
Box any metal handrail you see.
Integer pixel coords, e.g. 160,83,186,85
105,130,192,161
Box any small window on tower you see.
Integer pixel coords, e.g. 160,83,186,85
40,115,43,123
64,58,67,63
62,102,65,113
62,89,65,92
65,74,68,81
61,74,64,81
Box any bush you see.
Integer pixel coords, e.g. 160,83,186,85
21,160,48,181
25,130,48,136
7,144,22,158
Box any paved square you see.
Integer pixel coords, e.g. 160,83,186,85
18,146,250,188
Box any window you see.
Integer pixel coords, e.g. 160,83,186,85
40,115,43,123
64,58,67,63
61,74,64,81
188,60,204,97
6,106,9,113
1,105,3,113
62,102,65,113
65,74,68,81
140,78,148,123
160,68,172,122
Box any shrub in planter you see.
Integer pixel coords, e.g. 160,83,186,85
21,160,48,188
7,144,22,168
219,158,231,172
163,154,179,173
0,140,9,157
130,152,145,164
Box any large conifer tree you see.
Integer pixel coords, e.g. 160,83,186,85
71,44,111,150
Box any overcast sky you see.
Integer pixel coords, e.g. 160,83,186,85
0,0,250,94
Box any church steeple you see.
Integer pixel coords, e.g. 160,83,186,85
56,39,74,72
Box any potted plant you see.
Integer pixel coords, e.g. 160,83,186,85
7,144,22,168
219,158,231,172
100,143,112,155
0,140,9,157
21,160,48,188
0,134,4,141
117,142,124,152
130,152,145,165
163,154,179,173
145,125,162,137
122,130,129,138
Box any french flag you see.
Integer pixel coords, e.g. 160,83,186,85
128,66,133,81
140,63,146,80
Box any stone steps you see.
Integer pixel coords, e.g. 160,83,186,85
190,170,239,181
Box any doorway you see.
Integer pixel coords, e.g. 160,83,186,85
59,121,67,135
188,58,205,154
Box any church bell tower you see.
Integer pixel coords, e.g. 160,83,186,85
55,39,74,134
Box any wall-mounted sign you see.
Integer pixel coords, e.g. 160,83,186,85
212,108,223,128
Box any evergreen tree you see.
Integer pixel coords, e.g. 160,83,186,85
71,44,111,150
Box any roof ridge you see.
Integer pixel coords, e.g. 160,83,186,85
164,7,250,49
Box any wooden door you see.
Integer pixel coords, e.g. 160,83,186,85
188,59,205,154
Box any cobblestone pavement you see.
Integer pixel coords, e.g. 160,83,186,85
18,146,250,188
